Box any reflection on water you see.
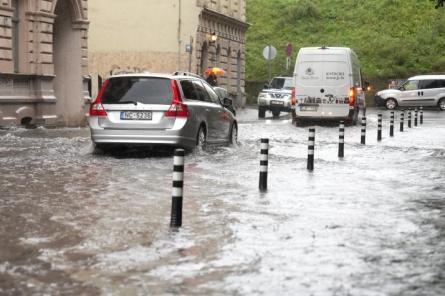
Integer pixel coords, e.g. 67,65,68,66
0,109,445,295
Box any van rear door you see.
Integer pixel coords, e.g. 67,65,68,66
296,53,350,104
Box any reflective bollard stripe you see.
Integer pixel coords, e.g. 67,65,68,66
259,138,269,192
408,110,412,128
414,108,418,126
420,107,423,124
390,111,394,137
377,113,382,141
400,110,404,132
338,121,345,158
171,149,185,228
307,128,315,171
361,116,366,145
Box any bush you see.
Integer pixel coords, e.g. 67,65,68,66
286,0,321,21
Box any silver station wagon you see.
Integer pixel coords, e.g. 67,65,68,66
88,72,238,151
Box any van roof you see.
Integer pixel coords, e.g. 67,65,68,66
298,47,354,54
409,75,445,80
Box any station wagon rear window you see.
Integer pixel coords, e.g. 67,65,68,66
102,77,172,105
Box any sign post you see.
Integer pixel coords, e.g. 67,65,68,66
263,45,277,82
285,43,293,71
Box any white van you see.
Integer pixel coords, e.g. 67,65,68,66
292,47,366,125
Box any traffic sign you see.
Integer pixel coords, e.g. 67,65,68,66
263,45,277,60
286,43,293,57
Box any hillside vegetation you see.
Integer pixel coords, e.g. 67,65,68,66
246,0,445,81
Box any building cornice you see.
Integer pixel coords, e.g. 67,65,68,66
201,8,250,31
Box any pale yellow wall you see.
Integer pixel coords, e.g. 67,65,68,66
88,0,201,52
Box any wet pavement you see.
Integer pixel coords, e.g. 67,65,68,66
0,107,444,295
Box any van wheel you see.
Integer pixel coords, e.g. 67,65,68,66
438,98,445,111
385,98,398,110
272,110,280,117
258,107,266,118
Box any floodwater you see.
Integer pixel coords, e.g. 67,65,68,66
0,108,444,295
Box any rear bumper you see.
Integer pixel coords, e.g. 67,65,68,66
88,118,196,149
295,104,353,120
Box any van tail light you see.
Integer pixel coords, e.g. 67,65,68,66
89,79,109,116
348,86,356,106
291,87,297,105
165,80,189,117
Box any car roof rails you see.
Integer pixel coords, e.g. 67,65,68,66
172,71,202,79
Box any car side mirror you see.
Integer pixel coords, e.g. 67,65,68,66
223,97,232,107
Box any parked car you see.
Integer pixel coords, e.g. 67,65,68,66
257,76,293,118
375,75,445,110
292,46,366,125
88,72,238,151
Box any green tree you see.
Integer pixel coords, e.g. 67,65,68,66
432,0,444,8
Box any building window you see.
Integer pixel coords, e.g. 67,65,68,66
12,0,19,73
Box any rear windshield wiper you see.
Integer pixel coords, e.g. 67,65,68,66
116,100,142,105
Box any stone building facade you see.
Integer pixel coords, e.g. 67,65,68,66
0,0,89,127
89,0,248,107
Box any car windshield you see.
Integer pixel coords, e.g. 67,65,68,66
101,77,172,104
270,77,292,90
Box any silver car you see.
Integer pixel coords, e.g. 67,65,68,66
375,75,445,110
257,76,293,118
88,72,238,151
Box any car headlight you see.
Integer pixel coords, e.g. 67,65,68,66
258,92,269,99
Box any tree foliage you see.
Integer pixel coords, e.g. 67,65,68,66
432,0,444,8
246,0,445,81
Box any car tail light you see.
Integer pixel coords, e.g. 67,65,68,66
89,79,109,116
165,80,189,117
348,86,356,106
291,87,297,105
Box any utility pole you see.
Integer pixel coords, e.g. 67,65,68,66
177,0,182,70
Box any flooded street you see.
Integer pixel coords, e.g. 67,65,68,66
1,107,444,295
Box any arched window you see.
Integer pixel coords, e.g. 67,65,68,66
200,42,208,76
11,0,19,72
215,44,221,66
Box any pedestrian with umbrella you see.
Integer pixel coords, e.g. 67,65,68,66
205,67,225,86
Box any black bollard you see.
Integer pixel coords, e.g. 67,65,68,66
408,109,412,128
361,116,366,145
420,106,423,124
259,138,269,192
338,121,345,158
377,113,382,141
390,111,394,137
400,110,404,132
414,108,418,126
170,149,185,228
307,128,315,171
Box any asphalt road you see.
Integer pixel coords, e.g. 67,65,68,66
0,107,444,295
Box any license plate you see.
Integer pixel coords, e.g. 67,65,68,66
300,106,317,111
271,100,284,105
120,111,152,120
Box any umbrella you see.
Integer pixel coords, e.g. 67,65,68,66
205,67,225,75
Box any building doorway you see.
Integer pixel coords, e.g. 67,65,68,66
53,0,83,126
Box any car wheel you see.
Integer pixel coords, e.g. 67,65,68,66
258,107,266,118
229,123,238,145
438,98,445,111
196,125,207,150
272,110,280,118
385,98,398,110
